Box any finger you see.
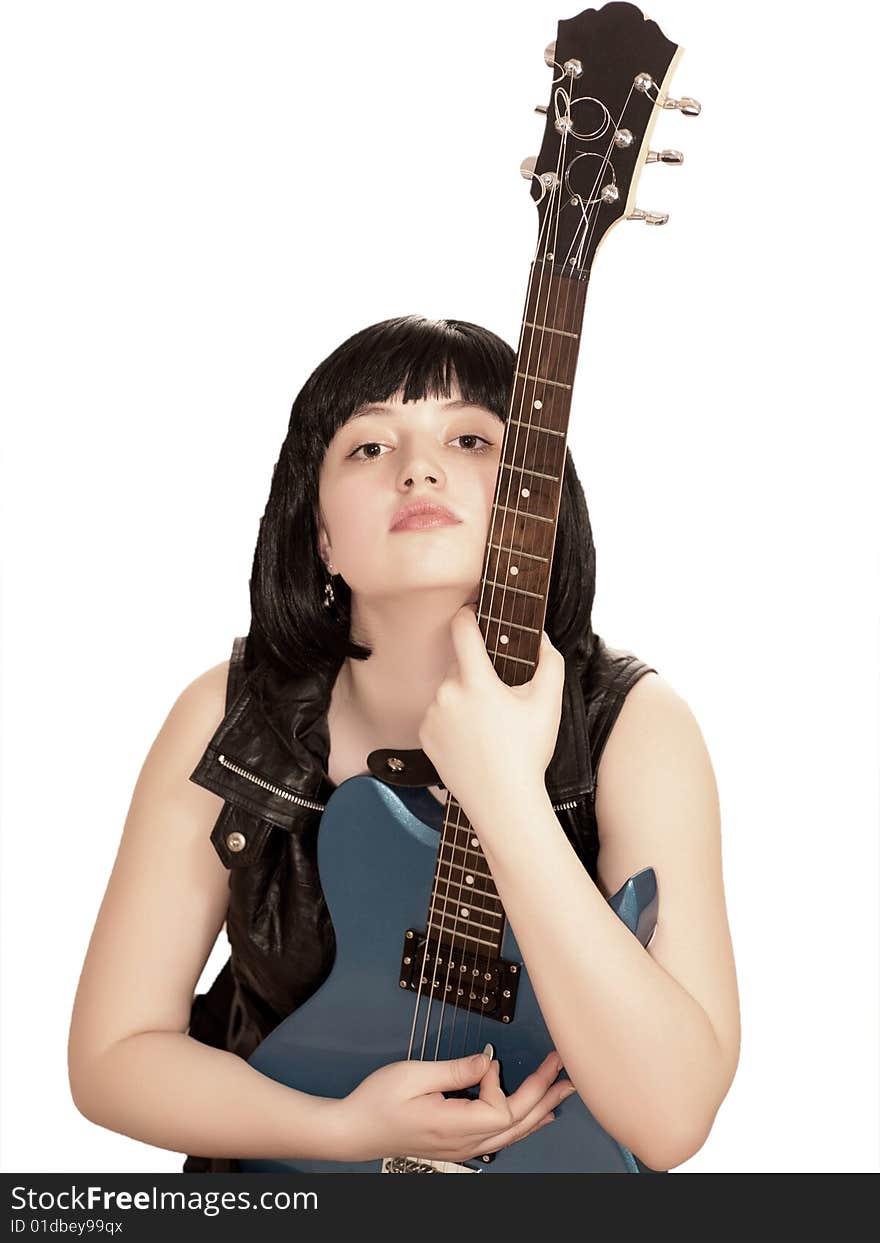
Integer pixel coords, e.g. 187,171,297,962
449,604,494,686
534,631,565,684
514,1110,557,1145
473,1111,556,1158
410,1051,491,1095
477,1059,507,1110
475,1076,576,1154
496,1049,565,1125
456,1051,565,1143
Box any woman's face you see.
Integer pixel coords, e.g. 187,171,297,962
317,386,504,604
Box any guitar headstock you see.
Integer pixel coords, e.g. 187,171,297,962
522,1,700,276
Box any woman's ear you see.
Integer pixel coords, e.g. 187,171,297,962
315,510,331,568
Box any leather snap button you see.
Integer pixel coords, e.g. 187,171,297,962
226,831,247,853
386,757,405,772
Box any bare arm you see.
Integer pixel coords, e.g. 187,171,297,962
67,658,345,1162
468,673,741,1172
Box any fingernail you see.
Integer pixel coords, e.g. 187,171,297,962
483,1042,494,1059
562,1083,577,1098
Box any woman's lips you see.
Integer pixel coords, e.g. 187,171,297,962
391,512,462,532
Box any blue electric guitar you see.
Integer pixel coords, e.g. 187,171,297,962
240,0,699,1174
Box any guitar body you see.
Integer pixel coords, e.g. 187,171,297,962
239,776,660,1173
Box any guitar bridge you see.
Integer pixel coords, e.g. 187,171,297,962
398,929,520,1023
380,1156,482,1173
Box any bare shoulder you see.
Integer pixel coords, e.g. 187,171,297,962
595,672,715,828
594,669,720,891
594,671,741,1088
146,655,232,810
176,657,230,731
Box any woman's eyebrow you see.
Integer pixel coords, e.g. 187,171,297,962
349,400,502,421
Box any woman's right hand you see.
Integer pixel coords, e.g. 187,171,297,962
329,1048,578,1165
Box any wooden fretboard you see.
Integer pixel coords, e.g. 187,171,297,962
427,259,591,958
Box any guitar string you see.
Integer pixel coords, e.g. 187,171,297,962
431,84,640,1051
403,179,564,1076
403,69,642,1142
407,67,598,1079
427,71,609,1069
403,179,565,1084
434,123,579,1070
408,85,579,1074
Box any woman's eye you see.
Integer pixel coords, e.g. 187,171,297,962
348,442,387,461
450,435,494,454
348,435,493,461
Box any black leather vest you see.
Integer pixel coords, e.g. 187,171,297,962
182,634,655,1172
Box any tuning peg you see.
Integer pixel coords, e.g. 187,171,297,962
535,104,548,116
633,74,701,116
626,208,669,226
544,41,556,67
661,95,701,116
520,156,537,180
646,149,684,165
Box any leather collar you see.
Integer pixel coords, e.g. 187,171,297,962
189,655,593,823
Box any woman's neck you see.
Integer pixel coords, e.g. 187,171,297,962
339,590,472,746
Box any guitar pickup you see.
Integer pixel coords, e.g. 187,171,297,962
398,929,521,1024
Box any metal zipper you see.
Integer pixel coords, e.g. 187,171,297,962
218,752,587,817
217,754,327,812
551,797,582,811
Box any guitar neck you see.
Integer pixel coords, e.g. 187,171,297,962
477,260,590,688
429,261,591,958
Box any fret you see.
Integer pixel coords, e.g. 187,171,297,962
494,501,555,523
515,370,572,390
426,922,499,950
488,541,549,563
437,837,491,860
498,463,560,483
436,859,496,885
480,577,544,600
429,895,502,924
523,320,579,340
427,909,502,937
474,615,542,636
486,650,535,668
507,418,566,440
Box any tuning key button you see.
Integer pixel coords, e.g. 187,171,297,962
544,41,556,67
633,73,701,116
520,156,537,180
646,149,684,165
626,208,670,226
535,104,549,115
663,95,701,116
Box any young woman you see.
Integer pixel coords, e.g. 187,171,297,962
68,316,740,1174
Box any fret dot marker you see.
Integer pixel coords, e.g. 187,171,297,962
534,400,543,409
522,488,530,497
471,837,479,847
500,634,509,644
465,875,474,885
510,566,519,576
461,908,470,918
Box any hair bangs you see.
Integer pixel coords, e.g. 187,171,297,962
301,316,512,465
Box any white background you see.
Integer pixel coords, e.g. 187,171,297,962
1,0,877,1175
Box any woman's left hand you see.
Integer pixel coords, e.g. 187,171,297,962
417,604,566,831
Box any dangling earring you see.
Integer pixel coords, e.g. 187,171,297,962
323,563,336,609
